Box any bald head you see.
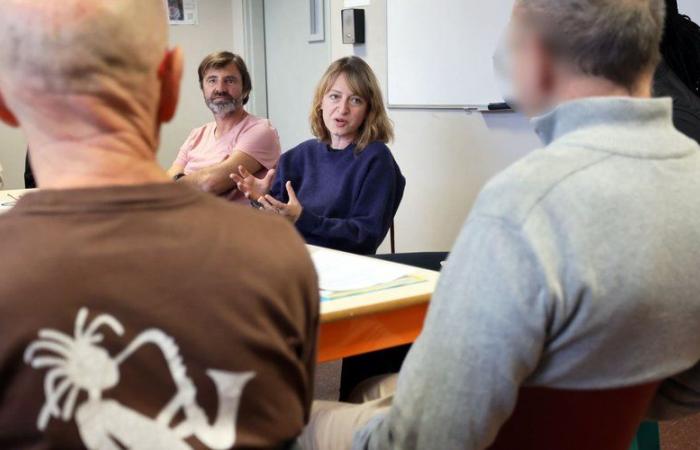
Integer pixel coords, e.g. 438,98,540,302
0,0,183,187
0,0,168,96
0,0,186,172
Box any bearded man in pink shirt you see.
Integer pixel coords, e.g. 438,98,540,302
167,51,280,202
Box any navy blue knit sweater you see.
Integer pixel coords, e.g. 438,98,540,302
269,139,405,255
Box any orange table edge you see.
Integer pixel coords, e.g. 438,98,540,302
317,301,430,363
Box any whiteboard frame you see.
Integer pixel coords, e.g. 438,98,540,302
388,104,489,112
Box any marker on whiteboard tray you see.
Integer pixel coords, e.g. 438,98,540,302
487,102,512,111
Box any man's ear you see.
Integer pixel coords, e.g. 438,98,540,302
158,47,184,124
0,90,19,127
530,35,557,102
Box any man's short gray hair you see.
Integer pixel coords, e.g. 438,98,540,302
517,0,666,88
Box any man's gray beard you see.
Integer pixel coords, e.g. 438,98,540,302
206,99,239,115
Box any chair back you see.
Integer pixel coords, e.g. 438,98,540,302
390,221,396,254
488,382,660,450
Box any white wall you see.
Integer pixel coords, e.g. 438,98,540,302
0,115,26,190
0,0,241,189
679,0,700,21
329,0,540,251
264,0,331,151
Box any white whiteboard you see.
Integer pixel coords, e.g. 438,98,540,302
387,0,514,108
387,0,700,109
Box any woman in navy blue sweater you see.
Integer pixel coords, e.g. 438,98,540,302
232,56,404,255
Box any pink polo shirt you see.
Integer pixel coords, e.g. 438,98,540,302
174,113,281,202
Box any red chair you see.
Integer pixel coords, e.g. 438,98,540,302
488,382,661,450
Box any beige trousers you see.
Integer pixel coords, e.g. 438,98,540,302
298,374,398,450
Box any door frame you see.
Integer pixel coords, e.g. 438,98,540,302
232,0,268,117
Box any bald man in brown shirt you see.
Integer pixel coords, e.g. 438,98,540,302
0,1,318,449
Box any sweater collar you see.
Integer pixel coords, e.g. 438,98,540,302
533,97,673,146
531,97,696,159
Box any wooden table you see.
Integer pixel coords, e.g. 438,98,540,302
311,246,440,362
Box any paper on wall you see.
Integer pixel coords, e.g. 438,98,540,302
166,0,198,25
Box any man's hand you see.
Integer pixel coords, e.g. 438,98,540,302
175,171,199,184
230,165,275,200
167,163,186,179
259,181,303,223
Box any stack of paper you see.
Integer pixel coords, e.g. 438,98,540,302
311,249,426,301
0,190,29,214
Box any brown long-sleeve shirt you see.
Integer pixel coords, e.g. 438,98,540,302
0,182,318,450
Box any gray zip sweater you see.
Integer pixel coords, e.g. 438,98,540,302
355,97,700,450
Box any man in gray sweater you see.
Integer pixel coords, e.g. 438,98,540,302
300,0,700,449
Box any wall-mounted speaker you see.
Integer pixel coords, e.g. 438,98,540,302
342,8,365,45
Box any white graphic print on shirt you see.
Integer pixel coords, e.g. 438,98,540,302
24,308,254,450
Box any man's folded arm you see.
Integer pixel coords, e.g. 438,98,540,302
180,150,262,194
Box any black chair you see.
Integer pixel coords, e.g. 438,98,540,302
373,252,447,272
390,221,396,254
25,151,36,189
385,221,448,271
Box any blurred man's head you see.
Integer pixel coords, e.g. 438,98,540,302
507,0,665,116
0,0,182,155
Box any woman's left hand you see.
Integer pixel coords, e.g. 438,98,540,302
259,181,303,223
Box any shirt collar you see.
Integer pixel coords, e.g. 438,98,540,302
10,182,201,215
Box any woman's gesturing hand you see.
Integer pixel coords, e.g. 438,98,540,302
230,165,275,200
258,181,303,223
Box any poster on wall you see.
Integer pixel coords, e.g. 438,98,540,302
166,0,198,25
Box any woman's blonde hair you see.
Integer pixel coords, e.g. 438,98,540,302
310,56,394,151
